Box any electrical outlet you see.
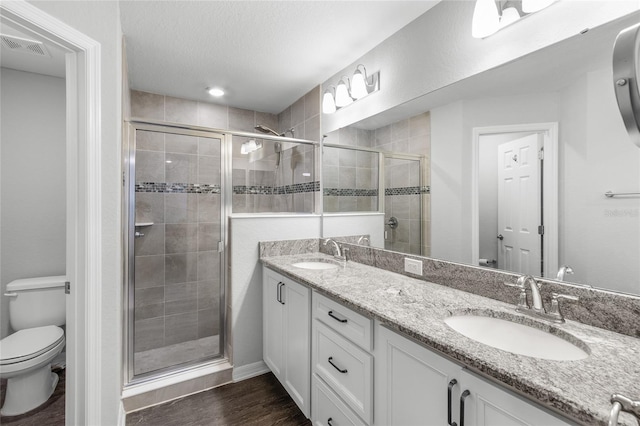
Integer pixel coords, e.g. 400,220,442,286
404,258,423,275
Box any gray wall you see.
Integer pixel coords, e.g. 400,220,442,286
1,68,66,338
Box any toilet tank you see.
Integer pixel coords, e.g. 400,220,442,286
6,276,67,330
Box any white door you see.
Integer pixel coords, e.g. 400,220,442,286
497,134,542,275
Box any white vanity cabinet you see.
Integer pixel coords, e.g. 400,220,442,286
262,267,311,418
374,323,574,426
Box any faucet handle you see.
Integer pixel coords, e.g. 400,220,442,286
504,282,529,309
548,292,579,322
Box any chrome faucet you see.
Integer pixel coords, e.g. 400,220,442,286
505,275,579,323
323,238,346,261
556,265,574,281
357,236,370,246
520,275,544,312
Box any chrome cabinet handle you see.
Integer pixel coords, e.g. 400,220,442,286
328,356,347,374
459,390,471,426
448,379,458,426
276,282,285,305
328,310,347,323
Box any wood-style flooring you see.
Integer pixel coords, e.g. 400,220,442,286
0,368,65,426
127,372,311,426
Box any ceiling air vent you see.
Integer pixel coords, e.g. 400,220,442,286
0,34,50,57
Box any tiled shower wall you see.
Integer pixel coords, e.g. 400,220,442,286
131,90,279,354
322,112,431,256
323,128,378,212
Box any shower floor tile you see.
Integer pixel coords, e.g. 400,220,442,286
134,335,220,375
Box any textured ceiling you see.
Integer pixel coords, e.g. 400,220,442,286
119,1,440,114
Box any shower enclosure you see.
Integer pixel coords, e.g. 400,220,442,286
322,143,428,256
126,123,227,381
124,120,317,385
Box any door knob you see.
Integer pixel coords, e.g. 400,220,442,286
497,234,504,240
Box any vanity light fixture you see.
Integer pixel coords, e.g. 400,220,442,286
207,87,225,97
322,86,337,114
322,65,380,114
240,139,262,155
335,77,353,108
472,0,557,39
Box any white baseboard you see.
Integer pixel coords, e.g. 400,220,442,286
232,360,269,382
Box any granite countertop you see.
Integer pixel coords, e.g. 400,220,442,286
260,252,640,426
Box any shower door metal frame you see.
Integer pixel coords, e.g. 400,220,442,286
124,120,230,386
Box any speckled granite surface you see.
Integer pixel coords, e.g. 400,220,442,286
260,251,640,426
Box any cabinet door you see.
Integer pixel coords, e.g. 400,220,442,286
283,278,311,418
263,269,285,379
459,369,573,426
374,324,460,426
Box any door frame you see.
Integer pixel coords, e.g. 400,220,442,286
471,123,558,278
0,2,103,424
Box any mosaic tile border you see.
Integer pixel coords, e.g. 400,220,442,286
233,181,319,195
323,185,431,197
385,186,430,196
135,182,220,194
323,188,378,197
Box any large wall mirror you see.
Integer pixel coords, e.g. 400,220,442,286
321,11,640,297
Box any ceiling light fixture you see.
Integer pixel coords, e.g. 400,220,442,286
472,0,557,39
322,65,380,114
207,87,225,97
240,139,262,155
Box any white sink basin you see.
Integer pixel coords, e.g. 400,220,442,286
291,261,339,270
444,315,589,361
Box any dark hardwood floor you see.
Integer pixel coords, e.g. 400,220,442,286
0,368,65,426
127,372,311,426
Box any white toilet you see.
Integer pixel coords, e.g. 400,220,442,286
0,276,66,416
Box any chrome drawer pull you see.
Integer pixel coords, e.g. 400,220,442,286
459,390,471,426
447,379,458,426
328,310,347,323
328,356,348,374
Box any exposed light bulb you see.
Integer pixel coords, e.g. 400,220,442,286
335,79,353,107
207,87,224,97
351,69,368,99
322,90,336,114
522,0,556,13
472,0,500,39
499,7,520,28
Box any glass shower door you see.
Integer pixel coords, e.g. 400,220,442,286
130,125,225,378
383,154,427,256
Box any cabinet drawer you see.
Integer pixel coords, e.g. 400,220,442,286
313,321,373,424
312,374,366,426
313,291,373,351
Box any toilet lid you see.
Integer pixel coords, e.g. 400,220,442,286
0,325,64,364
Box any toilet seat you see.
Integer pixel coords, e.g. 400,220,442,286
0,325,64,365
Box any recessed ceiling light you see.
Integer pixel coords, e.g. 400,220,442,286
207,87,224,97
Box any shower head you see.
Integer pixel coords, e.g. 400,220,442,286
254,124,281,137
254,124,295,138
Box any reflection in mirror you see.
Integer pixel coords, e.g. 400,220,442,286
321,13,640,296
475,127,557,278
232,136,316,213
322,113,430,256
